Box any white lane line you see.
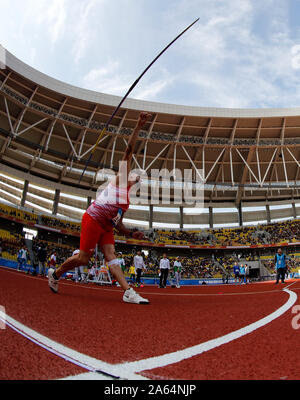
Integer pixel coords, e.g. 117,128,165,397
60,372,115,381
118,287,298,374
0,313,147,380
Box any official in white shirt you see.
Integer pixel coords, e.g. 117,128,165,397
134,251,146,287
245,264,250,284
159,253,170,288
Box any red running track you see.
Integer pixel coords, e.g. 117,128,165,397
0,266,299,380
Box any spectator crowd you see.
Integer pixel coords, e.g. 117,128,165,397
1,203,300,248
151,219,300,247
1,202,300,282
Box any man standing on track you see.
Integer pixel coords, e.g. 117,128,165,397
173,256,182,288
37,243,47,277
134,250,146,288
233,262,240,283
48,112,152,305
17,246,28,272
275,248,286,284
244,263,250,284
159,253,170,288
239,264,246,284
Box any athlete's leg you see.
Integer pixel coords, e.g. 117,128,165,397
102,244,130,291
55,251,90,280
101,244,149,304
48,213,102,293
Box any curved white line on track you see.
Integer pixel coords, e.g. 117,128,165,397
60,372,115,380
0,312,147,380
119,287,298,374
0,285,297,380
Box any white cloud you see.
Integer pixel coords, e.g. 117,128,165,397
23,0,68,45
170,0,300,108
71,0,100,63
83,61,131,95
83,61,174,100
134,79,171,101
1,0,300,108
47,0,67,44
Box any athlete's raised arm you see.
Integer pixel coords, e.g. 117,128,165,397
115,112,152,186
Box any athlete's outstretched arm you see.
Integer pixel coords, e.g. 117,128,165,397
115,112,151,185
115,220,145,240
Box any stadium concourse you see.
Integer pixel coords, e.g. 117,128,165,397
1,49,300,381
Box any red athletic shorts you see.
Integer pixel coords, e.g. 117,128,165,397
80,212,115,254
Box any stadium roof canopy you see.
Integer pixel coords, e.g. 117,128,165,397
1,47,300,211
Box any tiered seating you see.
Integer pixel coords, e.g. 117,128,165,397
1,202,300,248
0,228,22,241
40,215,81,234
0,203,37,224
153,230,203,246
0,228,24,261
212,226,257,246
154,219,300,247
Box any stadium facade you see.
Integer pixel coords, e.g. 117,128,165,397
0,47,300,230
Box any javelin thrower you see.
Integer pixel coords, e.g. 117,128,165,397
48,112,152,304
48,18,199,303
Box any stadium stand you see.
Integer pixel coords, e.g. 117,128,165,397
0,201,300,281
0,203,37,224
1,202,300,248
153,219,300,247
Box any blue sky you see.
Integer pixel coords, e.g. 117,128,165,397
1,0,300,108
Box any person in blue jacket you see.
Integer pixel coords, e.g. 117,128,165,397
233,263,240,283
275,248,286,284
239,264,246,284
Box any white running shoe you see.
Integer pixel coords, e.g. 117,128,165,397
123,288,149,305
48,269,59,294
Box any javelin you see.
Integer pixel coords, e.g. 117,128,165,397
78,17,199,184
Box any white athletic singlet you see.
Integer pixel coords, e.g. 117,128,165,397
86,182,130,230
